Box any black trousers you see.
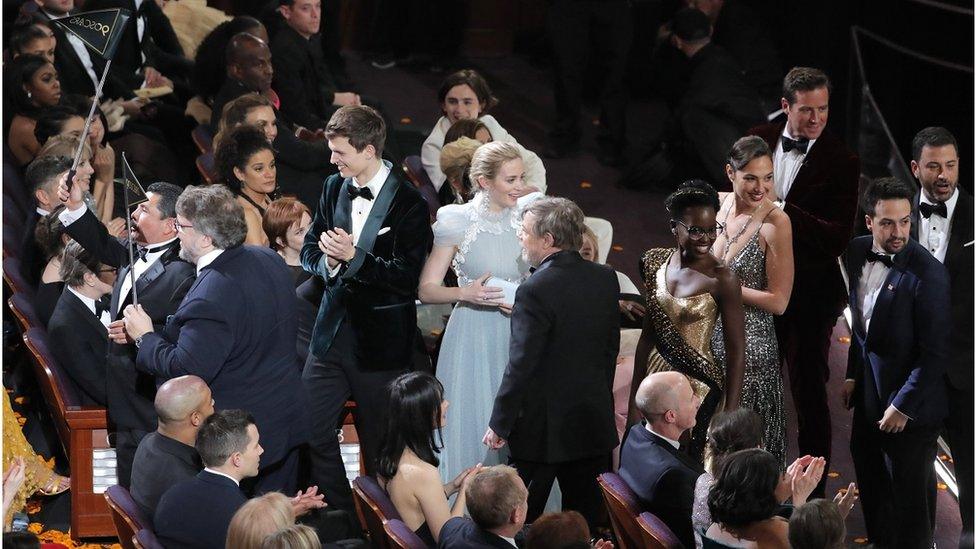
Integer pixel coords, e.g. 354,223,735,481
945,380,974,540
114,428,150,489
512,454,610,531
851,408,940,549
302,318,407,518
547,0,632,150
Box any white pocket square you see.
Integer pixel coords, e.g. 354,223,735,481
377,227,391,236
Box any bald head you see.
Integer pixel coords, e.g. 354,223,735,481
226,33,266,65
226,33,273,93
155,375,211,424
635,371,688,419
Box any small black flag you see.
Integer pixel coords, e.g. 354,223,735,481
50,9,131,61
119,153,149,207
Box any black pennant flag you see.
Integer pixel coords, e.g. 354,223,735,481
118,153,149,207
50,9,131,61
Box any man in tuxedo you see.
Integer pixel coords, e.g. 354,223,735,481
58,177,195,488
300,105,431,517
842,177,950,549
23,155,73,285
439,465,528,549
47,240,115,406
130,375,213,520
748,67,859,496
119,185,308,494
484,197,619,528
908,126,973,541
619,372,704,548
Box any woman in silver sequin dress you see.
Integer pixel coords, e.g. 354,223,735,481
710,136,794,464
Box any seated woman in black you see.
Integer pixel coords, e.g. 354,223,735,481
214,125,278,246
5,54,62,166
377,372,482,546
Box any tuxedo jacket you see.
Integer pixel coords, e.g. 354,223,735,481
489,251,620,463
153,470,247,549
618,424,702,549
20,209,43,287
748,122,860,310
910,188,974,391
63,209,195,432
300,167,432,370
844,236,950,426
47,287,110,406
270,25,338,130
40,11,135,100
136,245,308,467
437,517,523,549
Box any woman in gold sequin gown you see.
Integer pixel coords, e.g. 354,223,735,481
3,390,70,527
630,180,746,461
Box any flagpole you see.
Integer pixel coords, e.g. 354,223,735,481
65,59,113,191
121,152,139,307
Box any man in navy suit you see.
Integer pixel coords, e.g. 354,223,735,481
842,177,950,549
300,106,431,517
438,465,528,549
120,185,307,494
619,371,703,548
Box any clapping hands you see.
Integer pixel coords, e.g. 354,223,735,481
291,485,327,516
786,455,826,506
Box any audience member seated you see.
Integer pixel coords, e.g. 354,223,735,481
438,465,528,549
787,499,848,549
421,70,545,193
38,135,121,230
22,155,74,285
262,197,313,286
618,371,703,548
46,241,116,406
261,524,322,549
270,0,362,131
59,95,117,208
437,136,481,205
6,19,56,63
210,33,275,133
377,372,483,545
192,16,268,111
32,105,84,150
5,54,62,166
706,449,823,548
130,375,214,520
524,511,610,549
227,492,296,549
33,207,68,326
691,409,764,547
217,92,333,207
214,125,278,246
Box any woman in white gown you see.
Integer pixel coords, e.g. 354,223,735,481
419,142,541,482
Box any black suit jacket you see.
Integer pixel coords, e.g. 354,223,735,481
844,236,950,426
749,122,860,312
270,25,338,130
130,431,201,522
910,188,974,391
20,209,43,287
136,245,308,469
153,470,247,549
47,287,110,406
63,209,196,433
437,517,523,549
489,251,620,463
618,424,702,548
300,165,432,369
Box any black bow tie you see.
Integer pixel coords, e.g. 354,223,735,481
137,241,177,262
866,250,894,268
95,295,111,317
782,136,810,155
347,185,374,201
919,201,948,219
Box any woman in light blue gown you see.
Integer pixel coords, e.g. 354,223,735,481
418,141,541,483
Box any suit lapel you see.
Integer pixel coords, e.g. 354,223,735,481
334,179,352,234
847,243,869,339
355,172,400,255
864,251,909,348
65,289,109,339
945,189,972,271
910,191,921,242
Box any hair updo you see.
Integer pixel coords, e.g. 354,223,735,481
727,136,772,172
665,179,720,218
214,124,274,194
467,141,522,192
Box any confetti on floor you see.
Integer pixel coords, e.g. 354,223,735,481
399,117,412,124
580,182,592,188
611,245,624,252
827,471,840,478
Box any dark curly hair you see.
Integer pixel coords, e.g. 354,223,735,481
665,179,720,218
708,448,781,532
213,124,274,195
704,409,764,475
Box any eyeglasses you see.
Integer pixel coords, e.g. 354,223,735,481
672,220,725,241
174,221,193,233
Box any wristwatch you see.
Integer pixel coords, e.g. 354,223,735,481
134,335,144,349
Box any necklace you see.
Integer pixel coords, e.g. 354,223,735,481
718,201,756,261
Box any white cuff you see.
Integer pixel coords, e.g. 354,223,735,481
58,204,88,227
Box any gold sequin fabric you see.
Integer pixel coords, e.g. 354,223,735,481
3,391,54,527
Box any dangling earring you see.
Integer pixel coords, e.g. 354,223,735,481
26,90,32,100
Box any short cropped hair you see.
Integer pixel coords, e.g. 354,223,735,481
146,182,183,220
911,126,958,161
727,136,772,172
522,197,585,252
262,197,310,251
59,240,101,287
176,185,248,249
788,499,846,549
465,465,527,529
437,69,499,113
859,177,915,217
25,155,72,194
782,67,831,105
195,409,256,468
325,106,386,157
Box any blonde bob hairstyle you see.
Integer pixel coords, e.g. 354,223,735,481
225,492,295,549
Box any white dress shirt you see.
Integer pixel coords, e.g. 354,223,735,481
196,249,224,275
44,10,99,90
918,188,958,263
646,424,681,450
134,0,148,66
68,286,111,327
116,236,178,310
202,467,240,486
857,244,893,334
37,207,50,217
772,126,817,201
326,162,390,276
499,535,518,547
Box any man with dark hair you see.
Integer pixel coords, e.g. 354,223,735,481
748,67,859,497
130,375,213,519
842,177,950,549
908,126,973,540
22,154,73,285
58,176,196,487
439,465,528,548
301,105,431,517
119,185,308,494
484,197,619,529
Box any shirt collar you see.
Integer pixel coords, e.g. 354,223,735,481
781,125,817,153
352,160,391,197
203,467,240,486
500,535,518,547
67,286,97,315
196,249,224,275
156,432,199,462
645,423,681,450
37,207,50,216
920,187,959,219
143,236,179,255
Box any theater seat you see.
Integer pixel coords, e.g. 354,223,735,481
637,511,682,549
384,519,428,549
352,476,401,549
105,485,152,549
597,472,645,549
